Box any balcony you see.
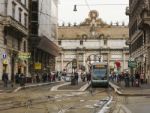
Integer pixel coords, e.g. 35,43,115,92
2,16,28,36
126,7,130,15
138,11,150,29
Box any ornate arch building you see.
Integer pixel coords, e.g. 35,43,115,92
56,10,129,73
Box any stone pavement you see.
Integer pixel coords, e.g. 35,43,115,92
109,80,150,96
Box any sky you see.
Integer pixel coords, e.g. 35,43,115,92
58,0,129,26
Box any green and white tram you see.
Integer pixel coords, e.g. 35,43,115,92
91,62,109,87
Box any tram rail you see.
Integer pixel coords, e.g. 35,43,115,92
0,85,118,113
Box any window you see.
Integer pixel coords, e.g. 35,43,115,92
12,2,16,18
18,40,21,51
24,13,27,27
58,40,61,45
104,39,107,45
80,40,83,45
19,8,22,23
24,0,27,7
3,28,7,45
31,23,38,35
17,0,21,2
23,41,26,52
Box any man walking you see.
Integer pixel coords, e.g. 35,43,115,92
2,72,8,87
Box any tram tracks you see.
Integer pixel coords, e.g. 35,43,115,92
0,86,117,113
57,87,115,113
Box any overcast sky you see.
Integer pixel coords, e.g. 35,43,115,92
58,0,129,26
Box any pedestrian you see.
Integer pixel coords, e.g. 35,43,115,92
20,73,26,86
135,72,140,87
48,72,51,82
86,72,91,83
74,71,79,85
2,72,8,88
140,73,144,84
130,74,134,87
124,72,130,87
15,73,20,84
36,73,40,83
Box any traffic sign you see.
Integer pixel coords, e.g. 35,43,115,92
35,63,42,70
2,53,6,59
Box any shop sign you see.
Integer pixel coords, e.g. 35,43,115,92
35,63,42,70
2,59,8,65
19,52,31,59
128,60,137,68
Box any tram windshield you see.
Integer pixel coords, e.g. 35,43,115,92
92,65,107,80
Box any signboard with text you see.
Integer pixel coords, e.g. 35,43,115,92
35,63,42,70
128,60,137,68
18,52,31,59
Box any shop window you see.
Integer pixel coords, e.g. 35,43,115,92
104,39,107,45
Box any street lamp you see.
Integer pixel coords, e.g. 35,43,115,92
73,5,77,12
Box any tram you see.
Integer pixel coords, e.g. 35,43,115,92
90,62,109,87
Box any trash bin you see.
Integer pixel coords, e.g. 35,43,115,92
71,76,76,85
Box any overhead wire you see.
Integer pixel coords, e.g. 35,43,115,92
84,0,91,11
77,3,128,6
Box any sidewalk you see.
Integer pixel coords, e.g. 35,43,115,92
0,80,60,94
109,80,150,96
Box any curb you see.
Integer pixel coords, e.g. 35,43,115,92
13,82,57,93
109,82,150,96
50,82,70,91
51,82,90,92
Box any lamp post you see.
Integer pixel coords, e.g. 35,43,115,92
73,5,77,12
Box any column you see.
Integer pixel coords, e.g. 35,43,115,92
83,52,86,66
123,52,126,71
107,51,110,73
61,53,64,71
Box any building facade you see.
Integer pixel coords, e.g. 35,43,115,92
29,0,59,75
0,0,29,81
56,10,129,74
126,0,150,82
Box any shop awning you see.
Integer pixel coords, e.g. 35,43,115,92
37,36,60,56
